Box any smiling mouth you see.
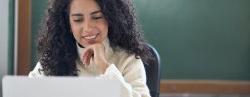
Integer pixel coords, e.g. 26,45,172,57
84,35,97,39
83,33,99,40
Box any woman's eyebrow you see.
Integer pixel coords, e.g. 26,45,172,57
71,10,101,16
90,10,101,15
71,13,83,16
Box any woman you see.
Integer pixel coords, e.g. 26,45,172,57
29,0,153,97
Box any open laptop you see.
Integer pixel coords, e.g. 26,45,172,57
2,76,120,97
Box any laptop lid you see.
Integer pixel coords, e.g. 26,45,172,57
2,76,120,97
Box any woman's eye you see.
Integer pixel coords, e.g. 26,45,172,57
73,19,82,22
93,16,103,20
73,20,82,22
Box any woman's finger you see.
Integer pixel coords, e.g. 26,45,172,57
82,46,94,65
85,50,94,65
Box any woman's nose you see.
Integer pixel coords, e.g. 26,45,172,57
83,19,94,33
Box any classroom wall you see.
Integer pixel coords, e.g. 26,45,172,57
31,0,250,80
0,0,10,96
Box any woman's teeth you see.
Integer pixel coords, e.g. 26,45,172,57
84,35,97,39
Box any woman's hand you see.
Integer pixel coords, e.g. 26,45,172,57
81,43,109,74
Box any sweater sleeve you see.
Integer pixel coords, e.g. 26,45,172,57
100,57,151,97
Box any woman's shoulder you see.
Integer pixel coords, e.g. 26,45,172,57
28,62,46,77
113,48,133,59
112,48,143,67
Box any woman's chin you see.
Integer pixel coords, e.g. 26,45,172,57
79,40,98,47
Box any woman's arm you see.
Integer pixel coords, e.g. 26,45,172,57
100,56,151,97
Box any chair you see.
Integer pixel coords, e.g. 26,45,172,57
142,44,161,97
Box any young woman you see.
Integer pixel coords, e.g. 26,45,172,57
29,0,152,97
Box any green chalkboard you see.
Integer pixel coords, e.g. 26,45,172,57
134,0,250,80
31,0,250,80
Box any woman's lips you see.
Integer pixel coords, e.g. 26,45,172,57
84,34,97,40
81,31,100,40
81,33,100,42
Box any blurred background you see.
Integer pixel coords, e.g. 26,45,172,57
1,0,250,97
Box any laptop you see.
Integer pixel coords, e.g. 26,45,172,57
2,76,120,97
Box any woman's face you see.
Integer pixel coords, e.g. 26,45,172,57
69,0,108,47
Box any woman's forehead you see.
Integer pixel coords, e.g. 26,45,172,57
69,0,101,14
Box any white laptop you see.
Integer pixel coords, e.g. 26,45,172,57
2,76,120,97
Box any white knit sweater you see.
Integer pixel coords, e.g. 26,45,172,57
28,39,151,97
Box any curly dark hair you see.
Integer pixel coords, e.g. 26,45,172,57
38,0,152,76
